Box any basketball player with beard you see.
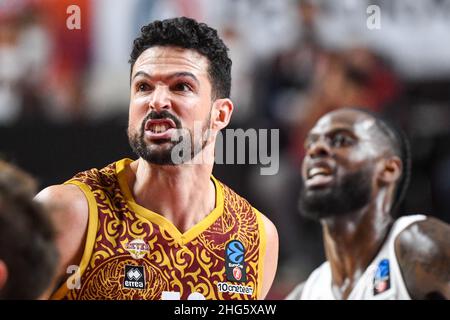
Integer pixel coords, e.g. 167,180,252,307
287,108,449,300
36,17,278,300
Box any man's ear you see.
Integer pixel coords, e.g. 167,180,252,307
0,260,8,291
378,156,402,185
210,98,234,132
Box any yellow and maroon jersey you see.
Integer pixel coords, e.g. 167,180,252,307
52,159,267,300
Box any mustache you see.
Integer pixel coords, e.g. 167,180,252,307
140,110,182,132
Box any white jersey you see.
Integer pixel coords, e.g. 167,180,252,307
287,215,427,300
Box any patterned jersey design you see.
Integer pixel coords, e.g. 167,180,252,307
58,160,262,300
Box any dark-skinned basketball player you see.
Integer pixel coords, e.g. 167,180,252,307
287,108,449,300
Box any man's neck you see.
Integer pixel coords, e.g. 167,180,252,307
127,156,216,233
321,198,393,299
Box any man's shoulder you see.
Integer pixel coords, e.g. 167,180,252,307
67,159,126,184
35,184,86,207
214,177,255,207
217,179,266,220
394,215,450,299
35,183,90,295
35,184,89,230
395,215,448,257
214,177,278,241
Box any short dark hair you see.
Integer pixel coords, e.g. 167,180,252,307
351,108,411,215
129,17,232,99
0,161,58,299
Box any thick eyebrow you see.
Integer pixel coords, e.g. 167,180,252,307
305,127,356,146
131,71,200,86
326,127,356,137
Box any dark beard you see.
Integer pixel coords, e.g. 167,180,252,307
298,168,372,221
128,110,210,165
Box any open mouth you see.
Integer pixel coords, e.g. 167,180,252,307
145,119,176,136
305,163,335,188
308,167,332,179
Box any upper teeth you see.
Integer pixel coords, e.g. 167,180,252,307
309,167,329,178
150,124,169,133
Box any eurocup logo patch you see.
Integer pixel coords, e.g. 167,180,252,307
373,259,391,295
225,240,246,282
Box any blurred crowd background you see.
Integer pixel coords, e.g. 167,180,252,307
1,0,450,299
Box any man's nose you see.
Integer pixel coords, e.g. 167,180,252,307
149,86,171,111
307,138,331,159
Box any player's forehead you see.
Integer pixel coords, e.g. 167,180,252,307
310,109,377,139
131,46,209,78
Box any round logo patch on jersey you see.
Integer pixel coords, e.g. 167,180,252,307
125,239,150,260
233,267,242,281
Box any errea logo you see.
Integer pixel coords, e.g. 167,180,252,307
124,265,145,289
127,268,142,281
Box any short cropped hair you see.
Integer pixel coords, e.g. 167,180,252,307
129,16,232,100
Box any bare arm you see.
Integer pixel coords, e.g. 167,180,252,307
260,214,279,299
395,217,450,300
35,184,89,298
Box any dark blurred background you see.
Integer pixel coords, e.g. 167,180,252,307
1,0,450,299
